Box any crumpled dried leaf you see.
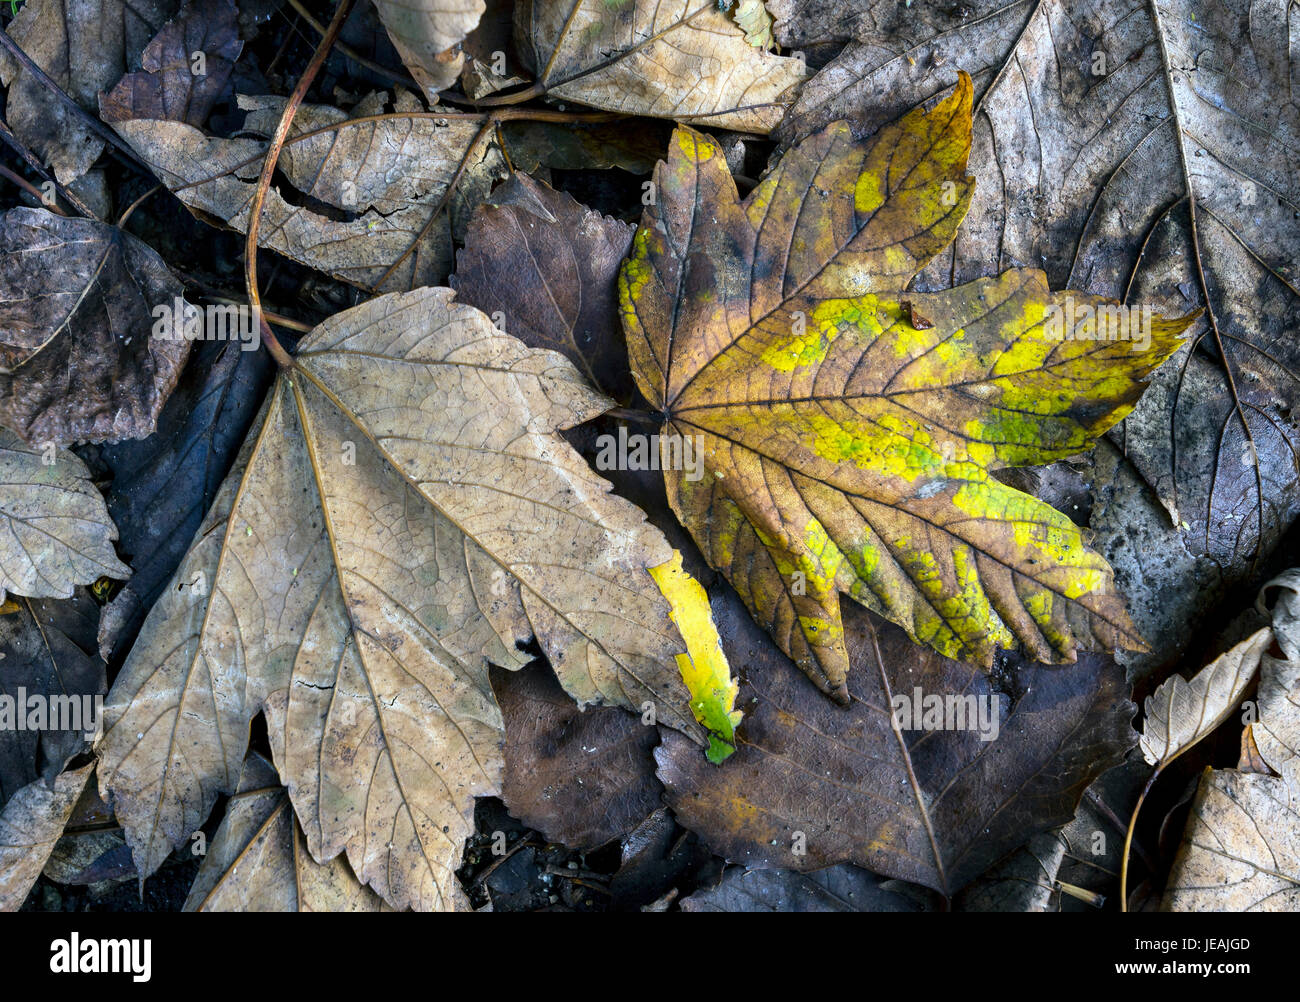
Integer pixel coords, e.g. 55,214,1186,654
1139,628,1272,768
0,0,174,183
656,595,1137,897
99,0,242,129
453,172,635,401
494,662,661,849
0,763,93,911
0,428,130,605
1162,570,1300,910
513,0,806,134
95,287,716,911
372,0,484,97
185,753,392,911
0,208,192,445
107,92,506,293
0,590,103,811
777,1,1300,667
621,76,1191,700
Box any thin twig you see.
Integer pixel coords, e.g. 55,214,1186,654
284,0,417,89
0,163,65,213
245,0,357,370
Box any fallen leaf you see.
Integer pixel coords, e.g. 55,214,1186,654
0,428,131,605
1139,627,1272,768
621,76,1191,699
729,0,776,50
493,662,661,849
453,172,635,400
656,594,1137,897
107,92,506,292
0,763,93,911
0,0,174,183
1162,569,1300,910
185,753,392,911
513,0,806,133
0,591,103,811
372,0,483,97
778,1,1300,664
681,862,925,911
99,0,242,129
95,286,717,911
97,337,274,663
0,208,192,445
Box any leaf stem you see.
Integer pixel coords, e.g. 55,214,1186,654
244,0,356,370
1120,767,1160,912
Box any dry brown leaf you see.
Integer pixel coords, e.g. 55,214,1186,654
95,287,707,911
0,208,192,445
453,172,635,401
0,0,174,183
0,763,93,911
493,662,661,849
185,754,394,911
0,590,103,811
372,0,484,97
0,429,130,606
1162,570,1300,910
99,0,242,128
513,0,806,133
1139,628,1272,769
108,92,505,293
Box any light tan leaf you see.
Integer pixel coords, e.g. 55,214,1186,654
1256,571,1300,803
372,0,484,97
185,754,394,911
96,287,705,911
0,763,92,911
108,93,505,292
513,0,806,133
0,428,131,605
1139,627,1272,768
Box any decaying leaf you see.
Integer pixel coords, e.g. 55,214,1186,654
493,662,661,849
371,0,484,97
681,862,924,912
99,0,242,129
498,119,670,176
95,287,725,911
0,0,174,183
0,763,93,911
621,75,1192,700
453,172,635,400
1139,627,1272,769
0,429,131,607
107,92,506,293
656,594,1137,896
0,591,103,811
0,208,192,445
777,1,1300,669
513,0,806,133
97,338,274,663
1161,570,1300,910
185,754,392,911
